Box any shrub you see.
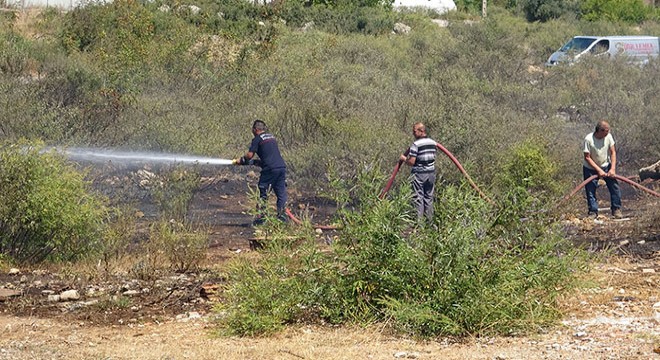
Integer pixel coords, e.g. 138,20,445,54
581,0,652,24
0,31,31,76
149,220,209,273
519,0,581,22
98,206,137,275
0,141,108,263
217,164,587,337
495,139,561,197
150,166,201,221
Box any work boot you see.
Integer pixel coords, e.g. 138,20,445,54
252,215,265,226
277,213,289,223
612,209,624,219
587,211,598,219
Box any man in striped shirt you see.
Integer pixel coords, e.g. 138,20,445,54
400,122,438,222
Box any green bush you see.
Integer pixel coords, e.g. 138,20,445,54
581,0,652,24
217,165,587,337
0,31,31,75
98,206,137,275
495,139,561,197
149,220,209,272
519,0,581,22
150,166,201,221
0,141,108,263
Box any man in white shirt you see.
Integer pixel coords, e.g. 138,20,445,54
582,120,623,218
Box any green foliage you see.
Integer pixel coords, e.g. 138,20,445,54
0,9,16,29
216,225,330,336
149,220,209,272
495,139,560,196
453,0,482,14
98,206,136,275
151,166,201,221
3,5,659,186
277,2,396,35
0,141,108,263
217,165,587,337
519,0,581,22
581,0,652,24
0,31,29,75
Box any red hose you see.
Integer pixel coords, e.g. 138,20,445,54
285,208,341,230
559,175,598,204
435,143,495,205
379,149,409,199
379,143,495,205
613,174,660,197
558,174,660,205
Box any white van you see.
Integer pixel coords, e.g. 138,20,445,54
546,36,660,66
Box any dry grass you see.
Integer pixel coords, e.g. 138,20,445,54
0,315,594,360
11,8,42,39
1,255,658,360
558,255,659,320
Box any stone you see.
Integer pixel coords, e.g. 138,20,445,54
60,289,81,301
0,289,21,301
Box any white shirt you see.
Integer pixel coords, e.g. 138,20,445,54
583,132,615,169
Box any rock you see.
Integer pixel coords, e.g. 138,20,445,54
176,312,202,322
653,302,660,323
431,19,449,27
393,352,419,359
301,22,314,32
0,289,21,301
59,290,81,301
8,268,20,275
393,23,411,34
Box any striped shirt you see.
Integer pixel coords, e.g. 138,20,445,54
409,137,437,173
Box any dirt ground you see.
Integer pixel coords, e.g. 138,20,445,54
0,165,659,360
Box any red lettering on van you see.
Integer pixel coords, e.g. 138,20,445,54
623,43,654,53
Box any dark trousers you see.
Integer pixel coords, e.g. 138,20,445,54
411,172,435,221
258,168,287,215
583,165,621,214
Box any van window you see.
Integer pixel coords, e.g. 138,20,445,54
560,38,596,52
590,40,610,55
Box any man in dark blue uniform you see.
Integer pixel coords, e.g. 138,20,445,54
233,120,287,224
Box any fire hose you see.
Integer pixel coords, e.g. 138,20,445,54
559,174,660,205
286,142,495,227
379,143,495,206
285,208,340,230
242,151,659,229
